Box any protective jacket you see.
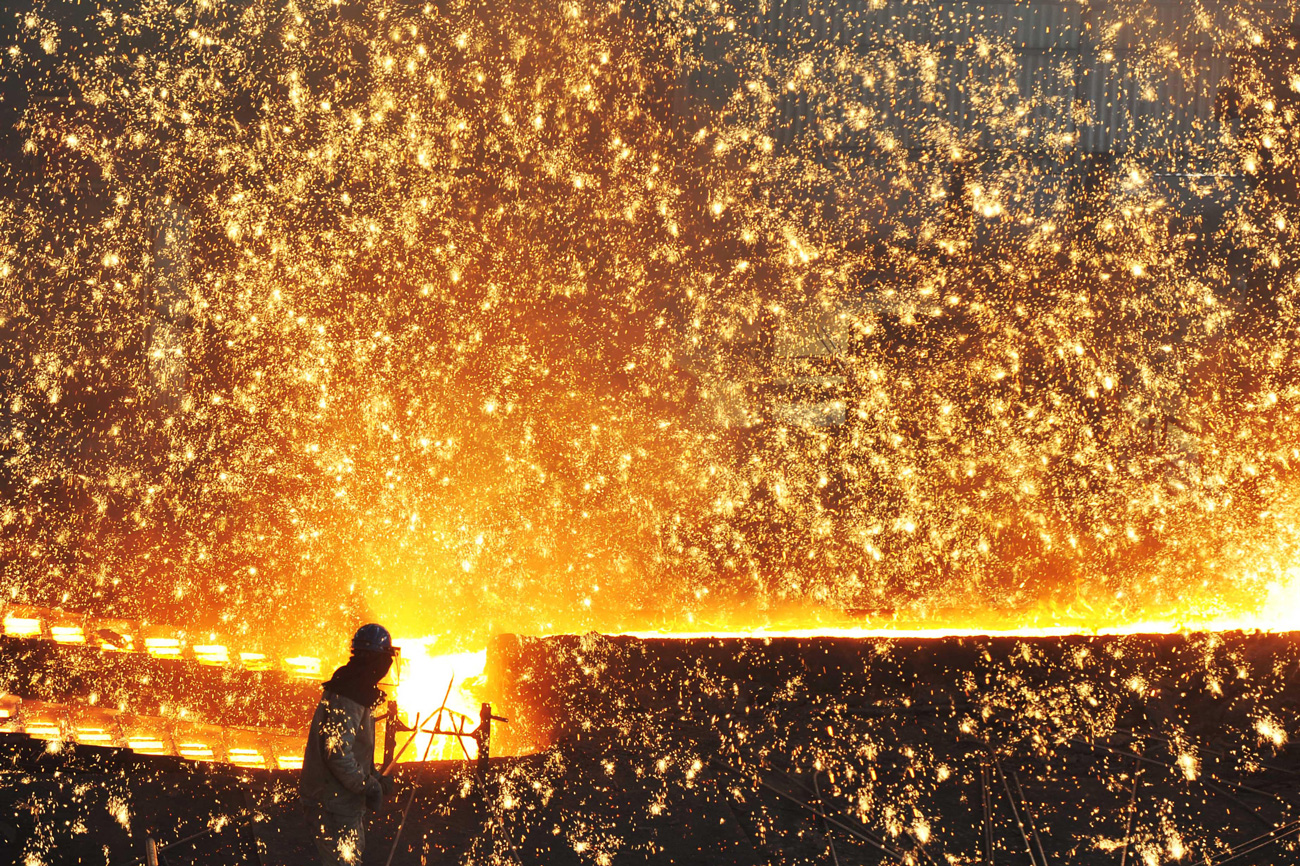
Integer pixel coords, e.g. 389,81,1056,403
299,672,382,818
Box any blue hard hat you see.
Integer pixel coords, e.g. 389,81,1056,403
351,623,395,656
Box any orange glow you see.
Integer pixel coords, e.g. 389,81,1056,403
2,0,1300,772
619,614,1300,640
192,644,230,665
49,625,85,645
21,709,64,741
25,723,62,741
283,656,323,678
144,637,182,659
126,736,169,755
176,742,216,762
227,747,267,769
275,754,305,771
390,638,487,762
4,617,42,639
73,726,115,745
93,622,135,652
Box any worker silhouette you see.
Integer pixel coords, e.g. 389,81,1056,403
300,624,397,864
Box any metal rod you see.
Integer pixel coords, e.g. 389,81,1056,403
994,758,1038,866
1012,770,1050,866
381,712,424,776
420,725,440,762
755,758,922,860
753,775,908,861
1114,729,1300,778
157,818,238,853
384,790,417,866
131,813,256,864
1211,819,1300,865
1068,737,1279,826
770,759,929,862
980,762,995,866
132,789,367,866
707,759,908,861
813,770,841,866
433,674,455,730
454,715,473,761
1118,752,1142,866
383,727,441,866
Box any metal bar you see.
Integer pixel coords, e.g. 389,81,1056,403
753,775,907,861
414,706,482,765
129,815,255,865
707,759,909,862
813,770,841,866
1211,819,1300,865
994,758,1038,866
384,789,419,865
157,820,236,853
452,714,472,761
418,719,440,762
980,762,995,866
1113,728,1300,778
435,675,455,719
1012,771,1050,866
1118,752,1141,866
381,712,424,776
126,812,257,865
1197,781,1275,831
383,723,443,866
1069,738,1289,815
1068,737,1271,831
760,759,927,862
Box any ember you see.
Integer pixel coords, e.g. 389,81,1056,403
3,0,1300,861
4,0,1299,651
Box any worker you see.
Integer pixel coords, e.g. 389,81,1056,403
300,623,398,865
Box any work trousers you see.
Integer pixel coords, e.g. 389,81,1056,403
306,803,366,865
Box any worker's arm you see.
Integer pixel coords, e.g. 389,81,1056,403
318,696,373,795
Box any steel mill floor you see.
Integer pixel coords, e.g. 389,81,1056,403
5,632,1300,864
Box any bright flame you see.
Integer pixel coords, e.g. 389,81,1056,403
391,638,487,762
1241,566,1300,633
